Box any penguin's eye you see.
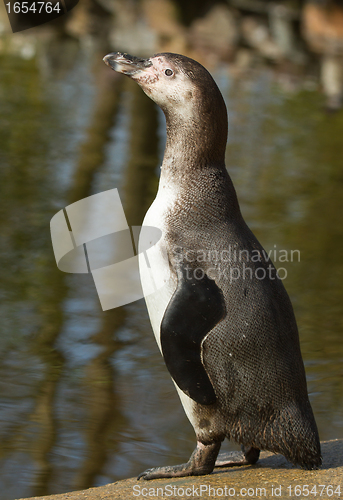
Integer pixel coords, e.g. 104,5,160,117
164,69,174,77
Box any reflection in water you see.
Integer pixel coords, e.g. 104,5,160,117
0,39,342,500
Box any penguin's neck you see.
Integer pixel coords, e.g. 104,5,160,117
160,109,228,184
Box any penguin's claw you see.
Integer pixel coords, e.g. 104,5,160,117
137,468,156,480
137,441,222,480
137,463,195,480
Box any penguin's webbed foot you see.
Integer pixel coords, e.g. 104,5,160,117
137,463,199,480
137,440,221,480
215,445,260,467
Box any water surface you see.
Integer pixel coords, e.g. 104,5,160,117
0,40,342,499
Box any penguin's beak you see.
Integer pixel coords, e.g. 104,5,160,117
103,52,152,76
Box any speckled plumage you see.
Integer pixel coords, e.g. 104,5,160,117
103,52,321,479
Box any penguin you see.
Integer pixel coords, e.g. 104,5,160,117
103,52,322,480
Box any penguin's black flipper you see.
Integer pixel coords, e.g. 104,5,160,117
161,266,226,405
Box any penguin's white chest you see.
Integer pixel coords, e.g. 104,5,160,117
138,182,198,427
138,184,177,352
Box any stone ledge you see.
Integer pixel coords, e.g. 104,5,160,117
17,440,343,500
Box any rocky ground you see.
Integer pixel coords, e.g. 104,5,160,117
16,440,343,500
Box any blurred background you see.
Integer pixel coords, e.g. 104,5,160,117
0,0,343,498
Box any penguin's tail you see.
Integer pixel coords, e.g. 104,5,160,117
271,401,322,469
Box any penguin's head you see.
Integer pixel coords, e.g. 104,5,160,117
103,52,228,152
103,52,202,108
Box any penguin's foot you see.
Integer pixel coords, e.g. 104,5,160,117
137,441,221,480
215,446,260,467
